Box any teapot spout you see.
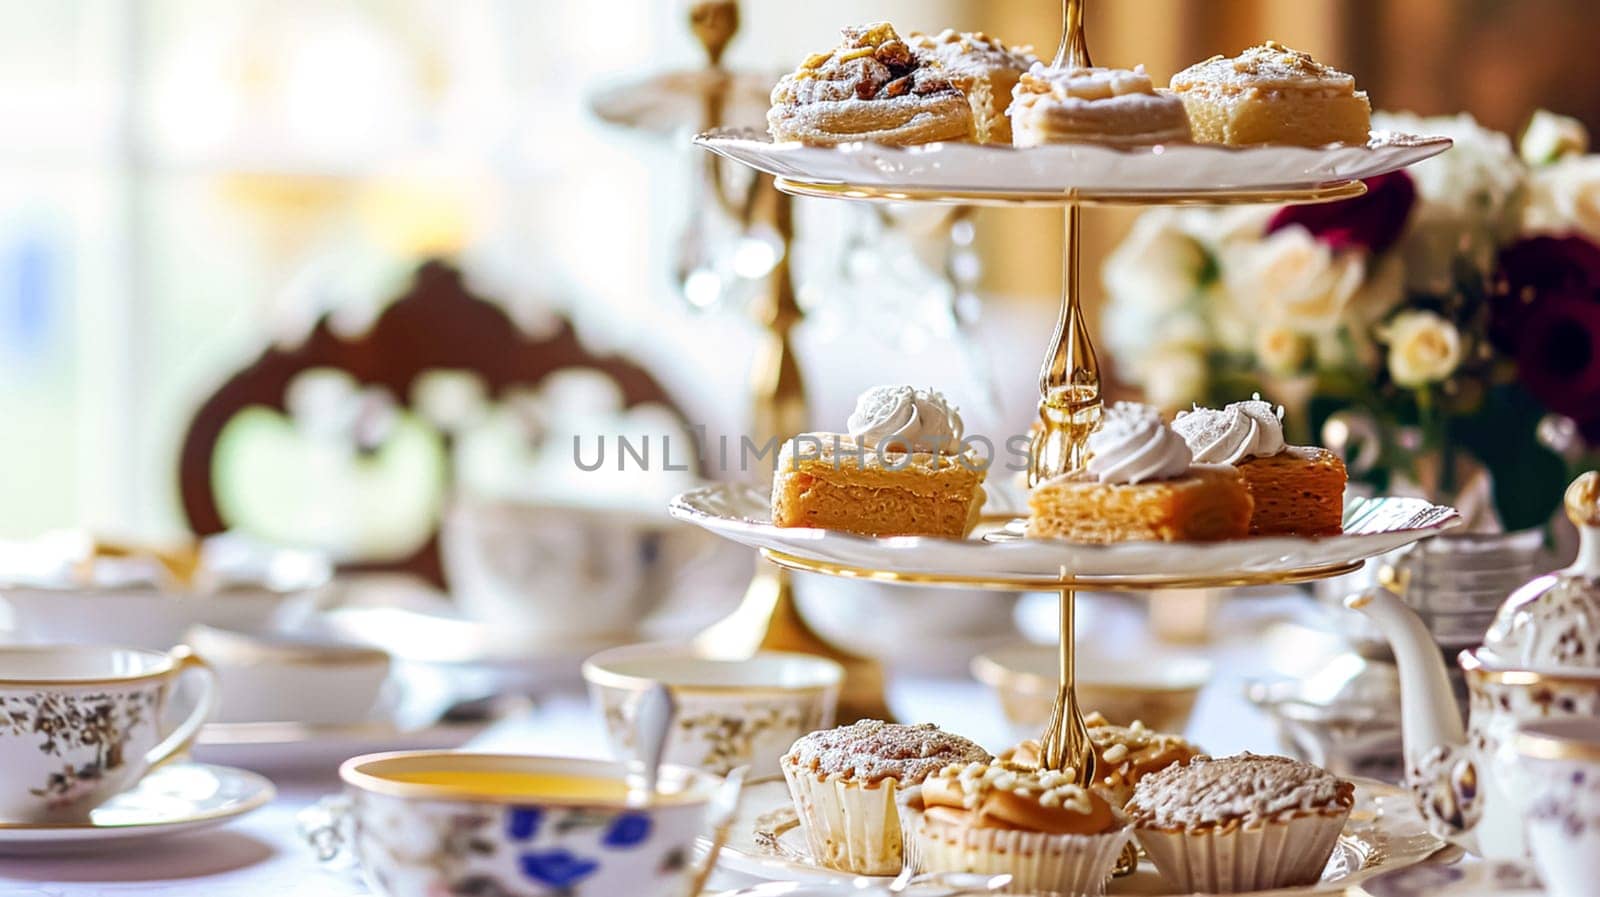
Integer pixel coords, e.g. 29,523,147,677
1344,588,1466,769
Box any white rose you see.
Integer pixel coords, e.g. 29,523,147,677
1103,211,1210,313
1375,111,1527,293
1138,348,1209,410
1382,310,1463,388
1521,110,1589,166
1223,226,1365,335
1524,156,1600,243
1254,324,1310,375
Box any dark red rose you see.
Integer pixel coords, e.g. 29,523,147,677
1266,171,1416,255
1492,235,1600,352
1516,293,1600,419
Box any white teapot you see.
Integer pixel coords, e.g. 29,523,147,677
1349,472,1600,858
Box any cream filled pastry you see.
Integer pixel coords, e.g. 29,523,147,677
773,385,986,538
1008,63,1192,147
1004,712,1200,808
1027,402,1253,543
768,22,971,146
1172,396,1346,536
908,29,1036,144
1170,41,1371,147
913,760,1131,893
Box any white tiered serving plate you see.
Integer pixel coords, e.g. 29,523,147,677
694,129,1452,198
669,484,1460,587
711,778,1444,895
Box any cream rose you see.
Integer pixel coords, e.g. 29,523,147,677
1382,310,1463,388
1524,156,1600,244
1521,110,1589,166
1223,226,1365,335
1254,324,1310,375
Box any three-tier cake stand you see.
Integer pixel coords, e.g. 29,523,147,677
674,0,1461,786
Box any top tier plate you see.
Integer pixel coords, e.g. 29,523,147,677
695,128,1452,205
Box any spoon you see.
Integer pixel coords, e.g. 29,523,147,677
628,683,676,806
853,872,1012,896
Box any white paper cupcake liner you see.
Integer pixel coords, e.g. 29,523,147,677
1133,808,1351,894
914,814,1132,896
782,760,904,876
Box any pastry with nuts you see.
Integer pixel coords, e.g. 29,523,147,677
1170,42,1371,146
780,720,991,875
1125,753,1356,893
772,385,987,538
768,22,971,146
907,29,1037,144
1172,396,1348,536
1027,402,1254,543
1003,712,1200,807
1009,63,1192,147
912,760,1132,896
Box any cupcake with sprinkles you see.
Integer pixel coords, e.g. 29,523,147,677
913,759,1132,895
1125,753,1355,893
780,720,990,876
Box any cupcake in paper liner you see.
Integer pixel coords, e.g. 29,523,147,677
1125,753,1355,894
1002,712,1202,808
912,760,1132,896
780,720,990,876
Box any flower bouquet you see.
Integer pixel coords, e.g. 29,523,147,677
1104,111,1600,532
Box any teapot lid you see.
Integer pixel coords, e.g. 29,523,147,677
1480,471,1600,669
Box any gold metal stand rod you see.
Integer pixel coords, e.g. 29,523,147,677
1053,0,1092,69
1028,201,1102,487
1038,587,1096,783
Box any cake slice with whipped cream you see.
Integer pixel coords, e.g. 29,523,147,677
771,385,987,538
1026,402,1253,543
1171,396,1346,536
1008,63,1192,147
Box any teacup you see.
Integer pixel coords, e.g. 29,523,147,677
0,644,217,823
972,643,1210,739
583,646,842,778
1516,718,1600,897
340,752,723,897
184,625,391,725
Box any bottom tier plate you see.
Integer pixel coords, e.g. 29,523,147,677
710,778,1443,896
670,485,1460,588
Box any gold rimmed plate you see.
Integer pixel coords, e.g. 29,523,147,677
693,129,1452,203
669,484,1460,589
0,763,273,855
709,778,1444,895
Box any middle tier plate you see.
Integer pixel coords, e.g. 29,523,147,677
695,129,1452,204
669,484,1461,589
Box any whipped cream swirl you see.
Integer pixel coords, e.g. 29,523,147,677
1172,395,1287,464
1086,402,1192,485
846,385,964,454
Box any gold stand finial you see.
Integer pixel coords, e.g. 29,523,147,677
1053,0,1092,69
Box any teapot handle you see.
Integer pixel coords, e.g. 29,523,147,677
1408,742,1483,853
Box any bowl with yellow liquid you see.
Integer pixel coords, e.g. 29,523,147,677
340,752,723,897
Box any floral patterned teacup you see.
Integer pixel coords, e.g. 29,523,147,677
583,646,842,778
1516,718,1600,897
340,752,724,897
0,644,217,823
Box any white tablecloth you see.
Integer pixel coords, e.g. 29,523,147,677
0,592,1384,896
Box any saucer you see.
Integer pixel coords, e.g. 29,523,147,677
1363,860,1543,897
0,763,273,855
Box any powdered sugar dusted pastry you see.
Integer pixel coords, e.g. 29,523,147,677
1126,753,1355,893
768,22,970,146
1170,42,1371,147
1005,712,1200,807
1172,396,1347,536
781,720,990,875
908,29,1036,144
913,760,1130,894
1026,402,1253,543
1009,63,1192,147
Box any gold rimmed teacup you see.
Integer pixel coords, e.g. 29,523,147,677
0,644,217,824
339,752,726,897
